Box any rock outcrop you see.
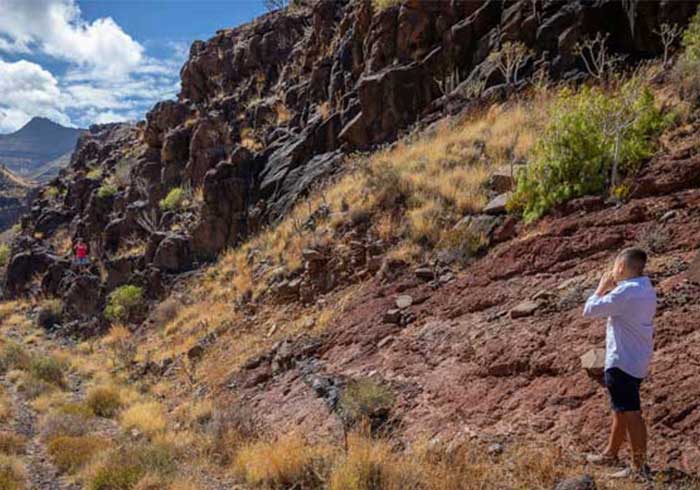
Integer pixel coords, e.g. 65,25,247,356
5,0,698,319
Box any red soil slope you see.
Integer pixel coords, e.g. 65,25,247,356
231,128,700,474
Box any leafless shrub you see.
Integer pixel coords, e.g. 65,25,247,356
575,32,626,80
599,77,645,190
435,67,462,96
655,23,684,66
487,41,533,86
461,75,488,99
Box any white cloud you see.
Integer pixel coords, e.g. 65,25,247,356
0,0,143,77
0,58,71,132
0,0,185,132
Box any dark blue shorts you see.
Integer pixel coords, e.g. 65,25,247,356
604,368,643,412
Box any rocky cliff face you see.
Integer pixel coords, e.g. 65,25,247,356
4,0,698,314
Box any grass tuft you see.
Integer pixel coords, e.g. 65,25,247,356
86,385,123,418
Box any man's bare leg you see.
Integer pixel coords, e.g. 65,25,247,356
623,411,647,469
604,411,627,457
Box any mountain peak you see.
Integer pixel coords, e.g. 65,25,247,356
19,116,71,133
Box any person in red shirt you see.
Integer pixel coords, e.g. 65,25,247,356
74,239,89,267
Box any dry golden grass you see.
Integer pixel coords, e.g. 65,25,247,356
0,432,27,455
0,397,10,423
47,435,108,474
30,390,71,413
86,385,123,418
0,454,27,490
102,324,135,368
120,401,167,437
234,432,332,488
185,96,548,314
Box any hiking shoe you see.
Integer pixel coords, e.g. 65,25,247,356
586,453,620,466
608,465,653,481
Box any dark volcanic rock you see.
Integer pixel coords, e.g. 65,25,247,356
62,274,102,319
153,234,192,273
6,0,700,327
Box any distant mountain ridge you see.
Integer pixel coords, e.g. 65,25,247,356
0,117,83,181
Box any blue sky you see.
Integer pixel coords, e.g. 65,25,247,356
0,0,267,133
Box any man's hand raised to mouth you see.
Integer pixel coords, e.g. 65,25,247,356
595,272,617,296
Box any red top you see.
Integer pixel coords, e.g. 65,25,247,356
75,243,88,259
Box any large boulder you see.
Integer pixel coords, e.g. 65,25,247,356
105,256,143,290
34,210,70,236
4,248,56,298
144,101,191,148
40,259,72,297
192,161,252,258
160,125,193,185
62,274,103,319
339,62,438,149
185,115,232,186
153,234,192,273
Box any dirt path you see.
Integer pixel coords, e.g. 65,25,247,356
2,376,79,490
1,322,81,490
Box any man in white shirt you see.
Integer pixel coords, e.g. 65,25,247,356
582,247,657,479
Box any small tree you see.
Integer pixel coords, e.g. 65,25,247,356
487,41,533,86
655,23,684,65
575,32,625,80
599,79,644,192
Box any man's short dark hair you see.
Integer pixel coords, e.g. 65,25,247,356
618,247,647,275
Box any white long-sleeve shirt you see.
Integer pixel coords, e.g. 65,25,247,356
583,276,657,379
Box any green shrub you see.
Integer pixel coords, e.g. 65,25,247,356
89,464,144,490
104,285,144,323
509,81,666,222
45,186,59,199
682,7,700,62
29,356,66,387
86,386,122,418
159,187,186,212
86,167,103,180
674,7,700,105
0,244,10,267
97,183,118,199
